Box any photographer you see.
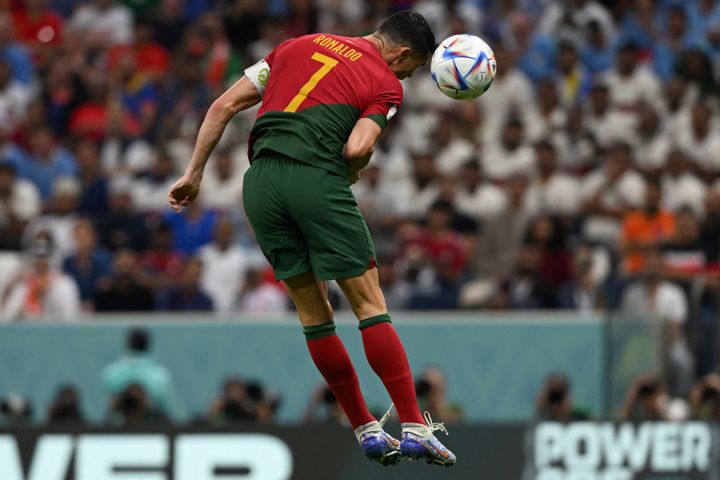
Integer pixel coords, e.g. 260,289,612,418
619,374,669,422
109,383,168,426
536,374,591,422
208,376,256,424
47,384,84,425
303,384,348,426
415,367,464,423
690,372,720,421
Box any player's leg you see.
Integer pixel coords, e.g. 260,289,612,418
337,269,456,466
283,271,400,465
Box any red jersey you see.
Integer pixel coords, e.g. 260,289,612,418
248,34,403,177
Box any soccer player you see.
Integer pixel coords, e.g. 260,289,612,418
168,11,456,466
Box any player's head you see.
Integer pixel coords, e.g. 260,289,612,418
376,11,435,79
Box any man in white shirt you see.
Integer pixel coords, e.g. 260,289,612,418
633,103,670,173
384,150,441,220
199,218,251,313
581,142,646,245
585,82,636,148
662,149,706,216
0,61,32,133
676,101,720,177
235,268,288,314
604,42,662,111
621,251,693,396
133,151,177,213
455,158,507,222
0,161,41,250
0,239,80,321
199,147,247,211
69,0,133,46
525,140,580,217
432,113,475,177
483,118,535,181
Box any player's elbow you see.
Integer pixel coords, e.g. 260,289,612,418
208,99,237,121
344,141,374,161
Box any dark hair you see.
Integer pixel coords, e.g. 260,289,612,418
127,328,150,353
377,11,436,58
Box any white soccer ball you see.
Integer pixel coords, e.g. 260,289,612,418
430,34,497,100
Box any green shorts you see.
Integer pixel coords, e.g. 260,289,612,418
242,153,376,281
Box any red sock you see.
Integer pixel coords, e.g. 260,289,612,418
360,316,425,425
305,326,375,429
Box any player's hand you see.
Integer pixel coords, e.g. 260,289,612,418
168,174,202,212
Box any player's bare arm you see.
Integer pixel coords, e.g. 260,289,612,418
168,77,261,212
344,118,382,184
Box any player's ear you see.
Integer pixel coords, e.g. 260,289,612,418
392,46,413,64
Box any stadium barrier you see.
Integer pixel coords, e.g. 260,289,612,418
0,313,658,423
0,422,717,480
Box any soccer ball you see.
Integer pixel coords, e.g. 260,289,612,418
430,34,497,100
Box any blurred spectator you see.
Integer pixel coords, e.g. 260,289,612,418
235,268,288,313
102,328,180,421
621,250,694,397
634,103,671,174
400,200,466,309
151,0,188,50
415,367,463,424
208,376,279,424
483,117,534,181
68,0,133,47
496,243,555,309
554,40,592,107
621,177,676,274
676,101,720,179
0,14,35,85
604,41,662,111
198,147,247,211
524,215,573,289
139,221,185,289
95,249,155,311
585,82,634,148
581,142,646,245
689,372,720,420
619,374,670,421
558,245,609,312
47,384,84,425
74,140,109,217
377,256,411,310
0,237,80,321
663,208,706,274
455,158,507,222
157,257,214,311
62,219,112,310
108,383,168,426
17,126,77,201
133,150,177,213
535,374,591,422
25,176,80,259
524,141,580,217
199,218,250,313
0,161,41,250
304,384,347,426
163,201,217,255
661,149,706,216
0,393,33,425
0,60,33,134
97,179,148,251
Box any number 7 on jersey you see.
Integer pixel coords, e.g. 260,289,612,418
283,52,339,113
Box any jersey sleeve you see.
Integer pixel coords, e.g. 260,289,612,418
243,40,294,97
360,71,403,130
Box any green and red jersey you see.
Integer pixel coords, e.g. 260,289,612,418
246,33,403,177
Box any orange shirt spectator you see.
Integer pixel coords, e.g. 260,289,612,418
622,209,676,273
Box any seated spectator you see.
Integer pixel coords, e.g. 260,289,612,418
16,125,77,200
74,140,109,218
482,117,534,181
384,149,441,221
139,222,184,289
415,366,464,424
619,375,670,422
454,158,507,222
621,177,676,274
494,244,556,309
621,250,694,397
25,176,81,259
584,82,634,149
661,149,706,216
0,237,80,321
97,179,148,251
163,201,217,255
235,268,288,314
107,17,169,79
377,256,411,310
132,150,177,213
524,215,573,288
47,384,84,425
554,40,592,107
525,141,580,217
157,257,214,311
0,160,41,250
199,218,250,313
535,374,591,421
676,101,720,180
67,0,133,47
102,328,180,421
689,372,720,420
581,142,646,245
0,60,32,134
400,200,466,310
95,249,155,311
199,147,247,212
604,41,661,112
558,245,609,312
0,14,35,86
662,208,707,275
634,103,671,175
431,111,475,177
62,219,112,311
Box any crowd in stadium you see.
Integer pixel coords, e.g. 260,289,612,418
1,0,720,415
